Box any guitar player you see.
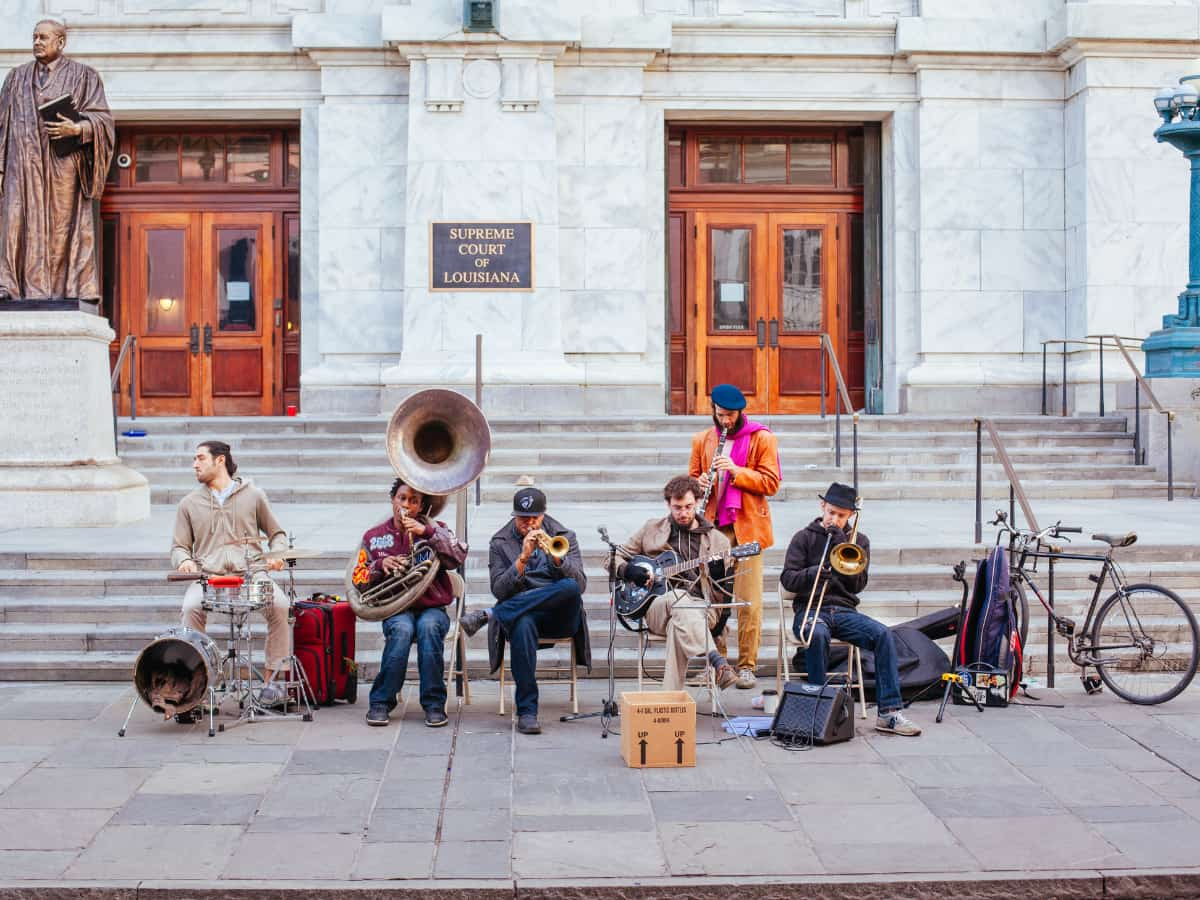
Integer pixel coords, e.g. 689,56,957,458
609,475,739,691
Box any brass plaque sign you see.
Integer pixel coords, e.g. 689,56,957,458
430,221,534,291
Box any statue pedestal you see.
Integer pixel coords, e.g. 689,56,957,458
0,311,149,526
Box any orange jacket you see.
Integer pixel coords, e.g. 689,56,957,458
689,425,781,549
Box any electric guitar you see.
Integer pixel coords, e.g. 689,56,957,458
614,542,762,620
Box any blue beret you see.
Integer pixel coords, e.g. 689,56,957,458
710,383,746,411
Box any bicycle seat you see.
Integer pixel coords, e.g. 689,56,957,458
1092,532,1137,548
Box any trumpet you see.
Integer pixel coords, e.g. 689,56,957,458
796,506,867,645
531,529,570,562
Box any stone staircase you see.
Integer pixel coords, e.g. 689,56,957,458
0,412,1191,684
2,544,1198,685
115,414,1176,503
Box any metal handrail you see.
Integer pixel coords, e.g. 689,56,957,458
974,418,1040,544
818,333,859,494
1095,334,1174,501
1041,335,1146,417
110,335,136,453
1039,334,1173,501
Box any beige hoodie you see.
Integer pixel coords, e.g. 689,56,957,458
170,476,287,574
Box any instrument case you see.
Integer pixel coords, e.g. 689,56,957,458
293,596,358,704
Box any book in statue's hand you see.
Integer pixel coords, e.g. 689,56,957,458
37,93,82,157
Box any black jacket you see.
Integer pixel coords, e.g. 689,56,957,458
486,514,591,675
779,518,870,612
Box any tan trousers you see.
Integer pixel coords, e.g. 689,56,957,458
644,589,721,692
181,574,291,672
716,526,764,671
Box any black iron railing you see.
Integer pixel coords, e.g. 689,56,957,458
110,334,136,453
1040,334,1173,500
818,332,859,495
974,417,1040,544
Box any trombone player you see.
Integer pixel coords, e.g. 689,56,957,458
779,482,921,737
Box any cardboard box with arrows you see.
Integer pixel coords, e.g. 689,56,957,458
619,690,696,768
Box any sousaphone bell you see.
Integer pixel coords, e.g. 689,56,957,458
345,389,492,621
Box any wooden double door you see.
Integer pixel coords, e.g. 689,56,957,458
129,211,277,416
695,210,843,415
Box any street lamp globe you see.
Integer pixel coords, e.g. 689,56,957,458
1155,85,1178,123
1173,82,1199,119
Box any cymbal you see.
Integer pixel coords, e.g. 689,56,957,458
261,548,322,561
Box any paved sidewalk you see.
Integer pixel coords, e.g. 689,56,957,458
2,677,1200,896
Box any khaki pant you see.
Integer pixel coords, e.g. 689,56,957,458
716,526,764,671
644,589,721,692
181,574,291,672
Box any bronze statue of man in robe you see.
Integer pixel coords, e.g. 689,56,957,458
0,19,114,304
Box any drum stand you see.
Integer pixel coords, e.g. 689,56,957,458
211,551,315,732
118,678,219,738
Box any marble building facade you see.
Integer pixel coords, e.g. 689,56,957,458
0,0,1193,415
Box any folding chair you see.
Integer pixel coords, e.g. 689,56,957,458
497,636,578,715
443,571,471,705
777,586,867,719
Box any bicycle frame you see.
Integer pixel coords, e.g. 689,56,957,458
1008,538,1152,671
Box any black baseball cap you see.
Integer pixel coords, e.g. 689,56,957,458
512,487,547,517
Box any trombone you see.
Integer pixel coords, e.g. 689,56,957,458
796,507,867,645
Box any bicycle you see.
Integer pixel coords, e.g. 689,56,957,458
990,509,1199,705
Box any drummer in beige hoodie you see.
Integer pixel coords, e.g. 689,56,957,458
171,440,292,704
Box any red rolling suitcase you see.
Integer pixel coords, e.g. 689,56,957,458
293,594,358,704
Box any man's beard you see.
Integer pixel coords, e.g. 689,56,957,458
712,411,744,433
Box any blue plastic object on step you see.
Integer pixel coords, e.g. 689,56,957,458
121,429,146,437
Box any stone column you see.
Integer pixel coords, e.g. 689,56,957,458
378,5,586,413
0,312,149,527
296,47,410,414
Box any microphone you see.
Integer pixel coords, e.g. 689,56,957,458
598,526,610,542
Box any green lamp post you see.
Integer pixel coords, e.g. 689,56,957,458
1146,77,1200,376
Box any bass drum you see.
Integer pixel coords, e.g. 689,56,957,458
133,627,222,718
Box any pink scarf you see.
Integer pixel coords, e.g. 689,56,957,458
714,418,772,528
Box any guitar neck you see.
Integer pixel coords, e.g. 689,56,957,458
660,552,725,578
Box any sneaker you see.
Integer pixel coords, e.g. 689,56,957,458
258,683,287,708
713,662,738,691
424,708,449,728
365,702,390,726
875,709,922,736
460,609,489,638
516,713,542,735
735,668,757,690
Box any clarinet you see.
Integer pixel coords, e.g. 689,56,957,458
696,426,728,520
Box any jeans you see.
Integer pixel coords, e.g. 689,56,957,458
369,605,450,712
494,578,582,717
793,605,902,714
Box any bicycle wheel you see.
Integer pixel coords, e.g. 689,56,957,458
1090,583,1199,705
1012,581,1030,653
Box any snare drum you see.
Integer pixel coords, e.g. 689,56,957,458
245,577,275,611
201,575,249,615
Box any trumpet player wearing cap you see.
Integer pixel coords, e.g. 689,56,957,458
689,383,781,690
459,486,589,735
359,479,467,728
779,482,921,736
171,441,292,706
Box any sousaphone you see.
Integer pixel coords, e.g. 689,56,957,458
345,389,491,621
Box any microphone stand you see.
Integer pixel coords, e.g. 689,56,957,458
559,525,621,736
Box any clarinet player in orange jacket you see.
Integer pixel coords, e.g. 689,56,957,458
688,384,781,689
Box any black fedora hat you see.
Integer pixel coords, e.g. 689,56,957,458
819,482,859,511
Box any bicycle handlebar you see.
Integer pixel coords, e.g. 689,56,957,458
1054,525,1083,535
